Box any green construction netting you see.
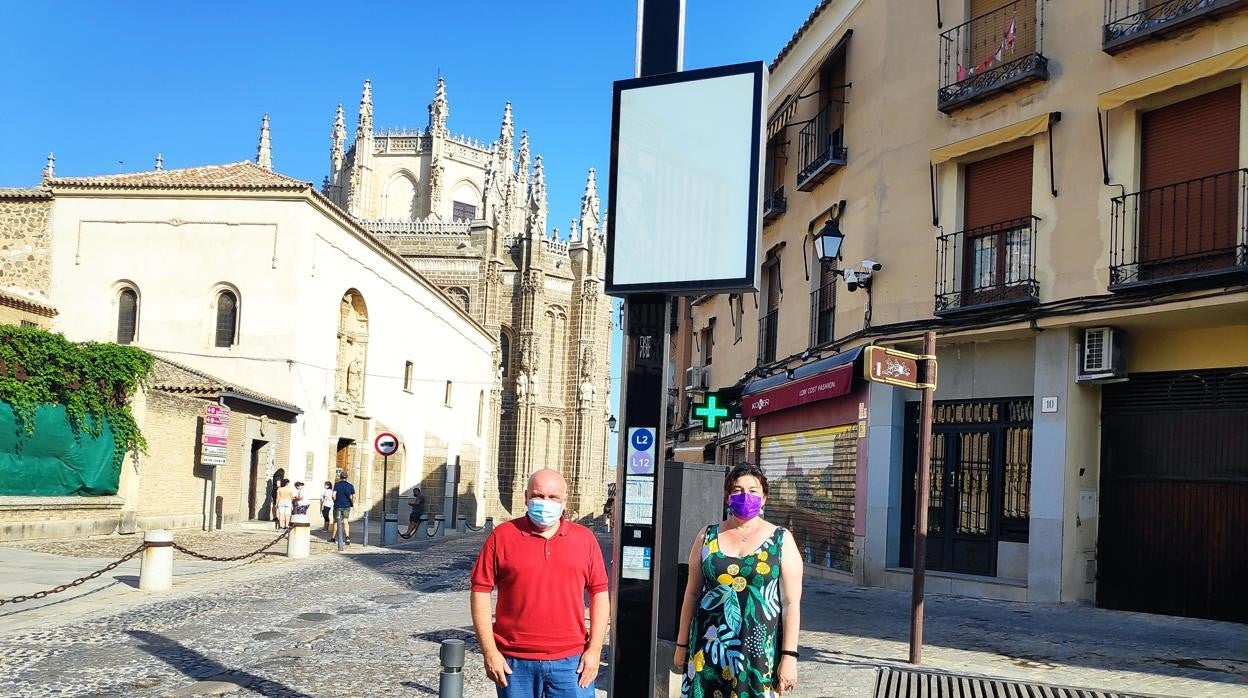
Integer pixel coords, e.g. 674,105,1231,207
0,401,119,496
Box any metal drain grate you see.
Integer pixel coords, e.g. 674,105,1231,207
873,666,1165,698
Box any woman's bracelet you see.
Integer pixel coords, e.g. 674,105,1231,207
779,650,800,659
675,642,689,649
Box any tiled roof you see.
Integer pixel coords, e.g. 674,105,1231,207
0,187,52,200
49,162,312,192
0,288,56,317
149,356,302,415
770,0,834,72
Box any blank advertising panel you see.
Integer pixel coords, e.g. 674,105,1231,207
606,61,765,295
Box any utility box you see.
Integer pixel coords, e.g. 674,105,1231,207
655,460,727,641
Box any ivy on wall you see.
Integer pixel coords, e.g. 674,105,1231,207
0,325,152,467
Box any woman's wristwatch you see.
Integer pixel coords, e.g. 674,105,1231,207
779,650,800,659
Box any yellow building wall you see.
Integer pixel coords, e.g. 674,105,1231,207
1128,325,1248,373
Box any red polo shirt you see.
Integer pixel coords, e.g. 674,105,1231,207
470,516,609,660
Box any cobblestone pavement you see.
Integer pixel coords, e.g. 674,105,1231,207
1,530,1245,697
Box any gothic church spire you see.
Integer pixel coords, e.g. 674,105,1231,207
428,76,449,137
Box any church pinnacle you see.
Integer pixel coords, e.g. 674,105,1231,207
330,103,346,172
42,152,55,182
256,114,273,170
429,76,449,137
579,167,601,241
357,80,374,140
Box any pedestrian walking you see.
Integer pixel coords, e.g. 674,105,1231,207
673,464,804,697
274,478,295,529
320,481,335,532
330,472,355,545
399,487,426,539
470,468,608,698
266,467,286,525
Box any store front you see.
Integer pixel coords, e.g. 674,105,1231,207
742,349,867,576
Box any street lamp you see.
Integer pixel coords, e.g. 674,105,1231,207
607,414,618,432
813,217,844,263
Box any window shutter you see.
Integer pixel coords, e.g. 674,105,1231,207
1141,84,1239,190
964,146,1033,230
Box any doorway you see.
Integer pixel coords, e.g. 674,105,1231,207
336,438,354,479
902,398,1033,577
247,440,266,520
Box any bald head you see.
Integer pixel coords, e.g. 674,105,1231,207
526,468,567,503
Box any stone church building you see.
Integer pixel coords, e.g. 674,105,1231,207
324,78,614,517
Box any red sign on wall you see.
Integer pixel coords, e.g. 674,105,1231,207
740,364,854,418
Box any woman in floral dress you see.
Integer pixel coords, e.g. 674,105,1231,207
674,465,805,697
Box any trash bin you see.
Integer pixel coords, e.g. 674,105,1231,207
383,512,399,545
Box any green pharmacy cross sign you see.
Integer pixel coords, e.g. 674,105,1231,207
694,394,731,430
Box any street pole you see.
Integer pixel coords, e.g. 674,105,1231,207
909,330,937,664
608,3,685,696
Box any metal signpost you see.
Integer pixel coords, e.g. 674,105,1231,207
863,335,939,664
202,403,230,532
605,1,764,693
374,432,399,545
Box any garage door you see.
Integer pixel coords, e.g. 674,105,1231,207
1099,368,1248,622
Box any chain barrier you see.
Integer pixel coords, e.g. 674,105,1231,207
0,543,146,607
170,528,291,562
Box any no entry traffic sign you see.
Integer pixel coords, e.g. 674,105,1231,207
374,432,399,456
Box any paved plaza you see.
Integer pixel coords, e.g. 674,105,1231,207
0,529,1245,697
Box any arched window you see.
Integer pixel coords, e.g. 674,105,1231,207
499,331,512,378
116,287,138,345
214,290,238,347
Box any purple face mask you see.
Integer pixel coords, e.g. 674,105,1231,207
728,492,764,521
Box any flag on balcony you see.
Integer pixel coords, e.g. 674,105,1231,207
960,14,1018,81
1004,15,1016,54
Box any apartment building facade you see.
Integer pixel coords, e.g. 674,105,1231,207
669,0,1248,623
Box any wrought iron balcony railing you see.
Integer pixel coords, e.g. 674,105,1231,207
809,282,836,347
935,216,1040,314
937,0,1048,113
1110,168,1248,289
763,186,787,222
796,102,848,191
1103,0,1248,54
758,310,779,365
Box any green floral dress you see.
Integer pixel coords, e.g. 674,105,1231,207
682,523,785,698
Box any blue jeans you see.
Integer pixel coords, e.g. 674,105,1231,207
497,654,594,698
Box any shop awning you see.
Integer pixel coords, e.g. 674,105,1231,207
741,347,863,418
1098,46,1248,111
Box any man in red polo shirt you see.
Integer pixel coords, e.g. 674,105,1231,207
470,468,609,698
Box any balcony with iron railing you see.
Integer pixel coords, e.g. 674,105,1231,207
1103,0,1248,54
935,216,1041,314
809,282,836,346
763,186,787,222
938,0,1048,113
758,310,779,365
1109,168,1248,289
796,102,848,191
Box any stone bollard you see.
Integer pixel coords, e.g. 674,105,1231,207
439,638,465,698
287,514,311,559
139,529,174,592
484,517,494,534
456,514,466,532
382,512,399,546
434,514,446,537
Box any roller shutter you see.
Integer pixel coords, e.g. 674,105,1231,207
758,425,856,571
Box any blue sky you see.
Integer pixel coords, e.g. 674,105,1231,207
1,1,818,442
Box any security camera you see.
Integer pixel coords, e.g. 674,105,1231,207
843,269,860,292
862,259,883,272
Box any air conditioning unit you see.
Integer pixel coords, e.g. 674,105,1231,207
684,366,709,391
1076,327,1127,383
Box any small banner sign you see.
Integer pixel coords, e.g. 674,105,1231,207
863,346,937,390
201,404,230,466
740,364,854,418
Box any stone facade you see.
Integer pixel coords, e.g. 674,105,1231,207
0,194,53,297
324,78,614,518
